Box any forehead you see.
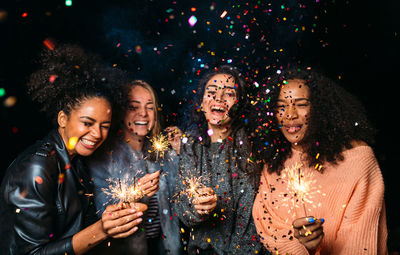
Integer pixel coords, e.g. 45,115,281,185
129,86,153,101
205,73,236,89
279,79,309,99
75,97,112,117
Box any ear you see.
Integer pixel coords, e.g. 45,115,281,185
57,110,68,128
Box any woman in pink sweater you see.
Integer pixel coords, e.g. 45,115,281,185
252,67,388,254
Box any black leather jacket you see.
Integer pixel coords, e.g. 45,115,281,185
0,130,95,255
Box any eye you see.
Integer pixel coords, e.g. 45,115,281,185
101,125,111,130
128,105,138,111
225,91,236,97
83,121,93,127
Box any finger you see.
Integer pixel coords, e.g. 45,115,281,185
297,227,324,242
293,216,320,228
111,226,139,239
102,208,138,221
139,172,160,185
106,216,143,235
192,195,217,204
194,201,217,209
104,203,126,213
303,232,324,250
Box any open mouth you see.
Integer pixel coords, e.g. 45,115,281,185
285,125,303,134
210,106,227,114
80,138,97,149
134,121,148,126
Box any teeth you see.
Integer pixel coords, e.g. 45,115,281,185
134,121,148,125
286,126,301,133
81,139,95,146
211,106,225,111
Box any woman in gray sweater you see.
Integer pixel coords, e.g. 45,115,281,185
173,66,267,255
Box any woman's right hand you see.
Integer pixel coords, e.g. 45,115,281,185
101,202,148,238
192,187,217,215
292,216,325,251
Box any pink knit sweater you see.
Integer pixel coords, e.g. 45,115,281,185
252,146,388,254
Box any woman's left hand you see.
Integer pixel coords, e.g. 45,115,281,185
164,126,182,155
292,216,325,251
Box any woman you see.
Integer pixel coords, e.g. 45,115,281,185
0,44,147,255
86,80,182,254
252,66,388,254
173,65,266,254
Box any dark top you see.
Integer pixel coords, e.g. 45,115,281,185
0,129,96,255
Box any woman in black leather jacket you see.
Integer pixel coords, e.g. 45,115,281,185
0,44,147,255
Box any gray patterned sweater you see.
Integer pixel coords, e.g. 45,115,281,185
173,129,267,255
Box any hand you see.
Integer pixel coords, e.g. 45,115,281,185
292,216,325,251
164,126,182,155
101,202,148,238
192,187,217,215
137,171,160,197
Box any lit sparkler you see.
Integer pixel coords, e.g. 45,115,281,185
149,133,170,160
279,163,322,217
102,177,144,204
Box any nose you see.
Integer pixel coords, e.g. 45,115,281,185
214,90,224,102
91,125,102,139
138,106,148,117
285,104,298,120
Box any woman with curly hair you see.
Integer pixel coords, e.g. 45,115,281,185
86,79,183,255
252,66,388,254
0,43,147,255
173,65,267,254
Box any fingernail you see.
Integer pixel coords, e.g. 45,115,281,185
308,217,315,223
320,218,325,223
129,209,136,213
137,212,143,217
137,218,142,223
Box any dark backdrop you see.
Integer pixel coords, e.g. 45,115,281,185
0,0,399,252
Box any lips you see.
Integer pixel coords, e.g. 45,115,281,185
210,105,227,115
80,138,97,149
284,124,303,134
133,121,148,126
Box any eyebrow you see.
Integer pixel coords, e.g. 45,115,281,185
277,98,310,102
206,84,236,90
130,100,154,104
80,116,111,123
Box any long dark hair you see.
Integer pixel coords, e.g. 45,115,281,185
253,66,376,174
186,65,247,145
183,65,261,184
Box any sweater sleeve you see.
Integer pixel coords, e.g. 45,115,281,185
172,142,211,227
253,170,310,255
231,164,269,254
331,149,388,255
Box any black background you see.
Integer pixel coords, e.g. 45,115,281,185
0,0,399,252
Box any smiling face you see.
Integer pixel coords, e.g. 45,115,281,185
275,79,311,150
58,97,112,157
201,73,237,129
124,85,155,139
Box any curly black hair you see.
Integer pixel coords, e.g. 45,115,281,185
27,42,121,125
253,66,376,174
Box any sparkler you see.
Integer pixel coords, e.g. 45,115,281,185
149,133,170,161
102,177,145,204
279,162,322,218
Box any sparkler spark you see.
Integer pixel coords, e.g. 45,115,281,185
279,162,322,217
149,133,170,160
102,177,144,204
